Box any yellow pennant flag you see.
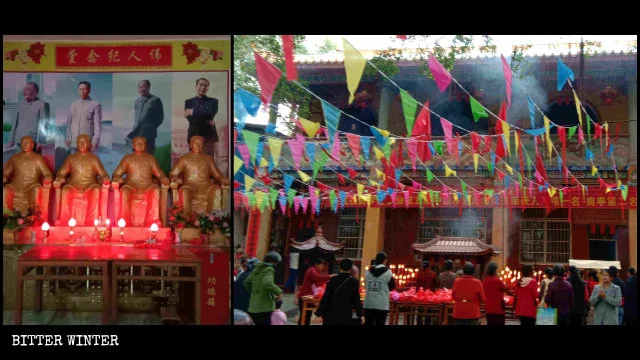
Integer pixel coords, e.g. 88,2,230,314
544,116,553,160
255,191,265,210
503,122,511,155
506,164,514,175
605,187,611,194
467,195,472,206
315,188,320,197
357,183,364,196
473,153,479,173
420,191,427,202
389,137,396,146
603,122,609,147
372,126,390,138
375,168,385,179
618,180,622,188
351,195,358,204
244,174,255,191
582,185,586,199
373,146,385,160
260,158,269,167
298,170,311,183
360,194,371,208
591,166,598,176
267,138,284,167
453,192,459,202
515,131,520,155
547,186,556,198
369,180,380,188
299,117,320,138
445,163,457,177
234,155,243,176
573,92,583,127
343,38,367,104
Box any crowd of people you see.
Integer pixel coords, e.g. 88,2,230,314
233,246,637,326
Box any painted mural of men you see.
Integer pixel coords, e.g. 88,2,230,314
126,80,164,155
184,78,218,156
65,81,102,152
7,82,50,152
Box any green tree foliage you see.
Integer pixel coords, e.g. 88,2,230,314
234,35,312,125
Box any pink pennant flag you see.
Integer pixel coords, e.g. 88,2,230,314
515,182,520,197
442,186,449,203
294,196,301,214
412,181,421,190
529,181,534,197
345,133,361,161
300,197,308,214
396,35,407,40
501,55,513,109
288,137,305,169
332,133,341,163
309,186,318,214
403,191,410,208
407,138,418,170
254,51,283,110
440,118,454,155
281,35,298,81
237,143,251,168
473,191,481,206
428,53,452,92
242,194,249,209
471,132,481,153
578,126,585,144
391,191,397,208
280,198,287,215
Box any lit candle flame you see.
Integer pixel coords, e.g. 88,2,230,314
118,218,126,228
94,219,99,226
41,222,50,231
68,218,76,227
105,218,110,226
150,223,159,232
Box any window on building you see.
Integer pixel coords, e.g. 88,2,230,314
521,209,571,264
336,208,365,260
588,225,622,261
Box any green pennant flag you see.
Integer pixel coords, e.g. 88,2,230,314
568,126,577,140
559,189,564,204
485,189,494,196
383,141,391,160
470,96,488,122
426,168,434,183
461,181,467,197
400,89,419,136
259,193,269,212
487,162,493,173
269,188,278,210
621,186,628,201
247,192,256,208
313,152,329,179
287,189,296,206
418,191,424,208
519,174,524,190
526,155,533,171
241,130,261,164
329,190,337,212
433,191,440,205
434,141,444,155
359,154,365,166
586,115,592,141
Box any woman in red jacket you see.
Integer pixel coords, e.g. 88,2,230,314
452,263,486,325
482,262,508,325
515,265,538,326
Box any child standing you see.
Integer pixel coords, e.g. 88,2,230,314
271,299,288,325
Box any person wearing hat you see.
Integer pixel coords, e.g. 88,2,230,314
244,251,283,325
363,252,396,326
234,257,258,313
623,267,637,325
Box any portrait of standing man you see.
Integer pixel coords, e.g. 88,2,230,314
127,79,164,155
184,77,218,156
7,82,50,154
65,81,102,151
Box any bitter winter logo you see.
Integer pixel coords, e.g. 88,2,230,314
181,42,223,65
5,42,46,66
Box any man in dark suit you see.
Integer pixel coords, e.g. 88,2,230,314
127,80,164,155
184,77,218,156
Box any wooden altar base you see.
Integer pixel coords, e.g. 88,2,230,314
3,227,172,244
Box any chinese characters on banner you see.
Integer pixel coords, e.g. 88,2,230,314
245,210,261,258
56,45,172,68
190,248,230,325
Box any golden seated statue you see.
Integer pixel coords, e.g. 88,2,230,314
112,137,169,227
3,136,53,223
54,134,110,226
169,136,230,217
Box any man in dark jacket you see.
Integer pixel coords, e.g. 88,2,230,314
609,266,626,325
545,264,574,326
623,267,637,325
234,258,258,313
566,265,588,325
184,78,218,156
315,258,363,325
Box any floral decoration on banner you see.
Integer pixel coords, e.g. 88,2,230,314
2,206,41,231
168,205,230,235
5,42,46,65
182,42,224,65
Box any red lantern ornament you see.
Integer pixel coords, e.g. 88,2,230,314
600,86,618,105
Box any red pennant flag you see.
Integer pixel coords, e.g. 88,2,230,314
234,129,238,145
453,136,460,166
234,181,242,189
495,119,506,159
471,132,481,153
337,173,346,185
594,124,603,151
348,168,357,179
535,152,549,183
316,182,328,193
396,35,407,40
558,126,567,167
261,176,273,186
614,123,621,144
281,35,298,81
414,100,431,140
345,133,361,161
254,51,283,109
483,135,492,155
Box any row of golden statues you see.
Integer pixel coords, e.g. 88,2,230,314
3,135,230,227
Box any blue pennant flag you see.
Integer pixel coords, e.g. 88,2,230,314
360,137,371,160
539,185,544,193
387,188,394,196
305,143,316,164
395,169,402,184
491,150,496,169
339,191,347,209
607,144,614,158
255,142,265,166
557,156,563,171
234,94,248,131
265,123,276,134
524,128,547,137
494,194,499,205
332,197,338,213
586,148,594,161
370,126,388,147
505,176,510,189
320,142,331,151
377,190,387,204
284,174,294,193
268,156,274,173
237,87,261,117
428,142,436,155
527,96,537,129
557,58,575,91
321,100,340,145
316,198,321,215
279,195,287,209
458,140,463,158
